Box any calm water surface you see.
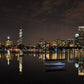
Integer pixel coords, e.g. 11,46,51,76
0,49,84,84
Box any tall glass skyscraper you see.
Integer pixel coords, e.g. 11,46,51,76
78,26,84,47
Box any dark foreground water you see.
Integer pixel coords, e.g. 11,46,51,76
0,49,84,84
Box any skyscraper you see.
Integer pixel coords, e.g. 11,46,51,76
18,28,23,45
5,36,13,47
67,39,74,47
74,33,79,47
78,26,84,47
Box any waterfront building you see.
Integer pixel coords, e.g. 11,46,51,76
38,39,50,51
74,26,84,47
18,28,23,45
78,26,84,47
67,39,74,47
5,36,13,47
0,41,4,46
74,33,80,47
50,41,57,47
56,39,61,47
60,40,66,47
38,39,45,49
6,40,13,47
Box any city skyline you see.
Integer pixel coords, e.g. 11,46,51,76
0,25,81,46
0,0,84,45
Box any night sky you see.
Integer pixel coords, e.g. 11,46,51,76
0,0,84,45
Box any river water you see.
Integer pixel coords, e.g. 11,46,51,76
0,49,84,84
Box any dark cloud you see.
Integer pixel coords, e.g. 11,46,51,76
61,0,84,25
0,0,84,44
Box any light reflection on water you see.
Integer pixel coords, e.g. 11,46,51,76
0,49,84,82
28,48,84,76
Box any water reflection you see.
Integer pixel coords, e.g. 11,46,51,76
0,50,23,75
0,49,84,76
43,49,66,71
75,57,84,76
38,49,66,61
6,50,13,65
19,50,23,75
37,48,84,76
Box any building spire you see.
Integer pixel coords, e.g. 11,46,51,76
18,27,23,45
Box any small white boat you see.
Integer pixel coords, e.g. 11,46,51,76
44,62,65,66
44,61,66,70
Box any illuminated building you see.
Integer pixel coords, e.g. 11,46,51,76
50,39,66,47
46,41,50,49
0,41,4,46
56,39,61,47
60,40,66,47
6,40,13,47
67,39,74,47
50,41,57,47
38,38,46,49
78,26,84,47
18,28,23,45
74,33,80,47
38,39,50,51
5,36,13,47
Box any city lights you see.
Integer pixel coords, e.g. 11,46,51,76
1,0,84,83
